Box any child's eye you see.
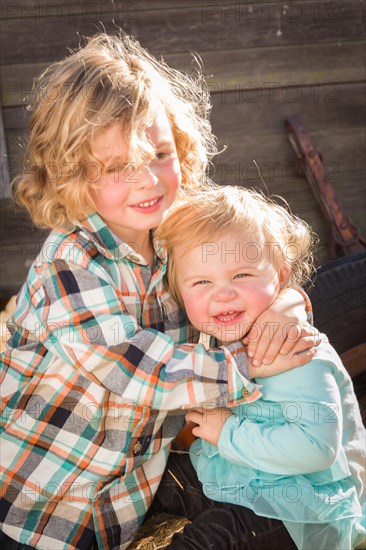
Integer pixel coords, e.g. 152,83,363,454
106,162,138,182
234,273,249,279
106,162,136,174
193,280,210,286
106,164,124,174
155,151,172,160
106,165,118,174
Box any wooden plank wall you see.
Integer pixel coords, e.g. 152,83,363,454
1,0,365,296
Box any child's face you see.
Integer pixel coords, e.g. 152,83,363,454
175,230,287,343
91,109,181,247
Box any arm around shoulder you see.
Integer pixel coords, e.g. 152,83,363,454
30,255,257,410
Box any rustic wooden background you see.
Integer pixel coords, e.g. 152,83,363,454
1,0,365,297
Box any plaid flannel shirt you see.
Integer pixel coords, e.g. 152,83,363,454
0,212,261,550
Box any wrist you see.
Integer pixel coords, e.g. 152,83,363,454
277,286,312,323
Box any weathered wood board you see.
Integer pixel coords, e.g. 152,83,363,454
1,0,365,296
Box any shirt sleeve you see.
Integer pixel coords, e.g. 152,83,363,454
218,355,342,475
32,258,260,410
294,285,313,325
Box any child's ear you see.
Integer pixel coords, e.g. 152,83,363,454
279,264,291,288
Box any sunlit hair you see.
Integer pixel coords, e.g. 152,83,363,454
155,185,316,303
13,32,216,229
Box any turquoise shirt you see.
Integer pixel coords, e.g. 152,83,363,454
190,340,366,549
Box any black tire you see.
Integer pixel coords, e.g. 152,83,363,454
308,253,366,355
307,253,366,424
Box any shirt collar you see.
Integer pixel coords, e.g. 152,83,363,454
76,212,167,265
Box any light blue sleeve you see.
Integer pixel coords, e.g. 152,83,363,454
218,353,343,475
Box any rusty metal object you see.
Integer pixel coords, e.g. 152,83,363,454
285,115,366,258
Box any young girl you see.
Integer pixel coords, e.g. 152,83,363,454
154,185,366,549
0,34,318,550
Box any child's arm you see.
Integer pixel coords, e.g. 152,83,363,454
188,352,343,475
30,258,256,411
244,287,318,368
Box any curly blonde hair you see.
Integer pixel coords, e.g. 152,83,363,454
155,185,317,303
13,32,216,229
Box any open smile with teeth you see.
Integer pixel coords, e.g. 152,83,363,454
215,311,242,322
135,198,160,208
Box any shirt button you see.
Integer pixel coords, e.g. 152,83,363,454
133,441,142,454
242,388,251,396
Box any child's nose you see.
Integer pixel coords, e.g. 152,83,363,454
213,287,237,302
137,164,159,189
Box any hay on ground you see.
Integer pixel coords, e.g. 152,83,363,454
129,514,191,549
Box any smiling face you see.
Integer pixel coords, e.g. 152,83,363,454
91,109,181,250
175,229,288,343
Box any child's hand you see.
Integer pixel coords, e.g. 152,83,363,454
243,288,319,366
185,407,232,447
247,336,319,378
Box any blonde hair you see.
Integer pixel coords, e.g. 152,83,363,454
155,185,316,303
13,32,216,229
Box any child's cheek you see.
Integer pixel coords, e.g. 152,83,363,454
184,296,209,334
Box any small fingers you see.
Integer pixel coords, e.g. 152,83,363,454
292,346,318,366
185,410,203,425
293,335,322,354
249,346,317,378
278,323,302,355
246,323,321,365
191,425,202,438
300,323,317,337
300,325,321,347
184,413,205,438
245,323,278,365
260,326,302,365
246,322,297,366
256,334,284,366
280,325,321,356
